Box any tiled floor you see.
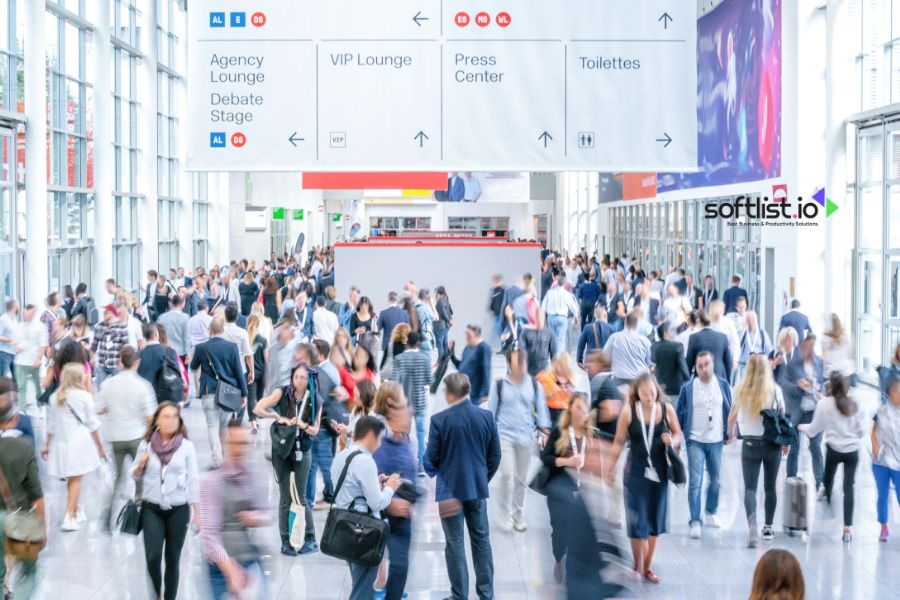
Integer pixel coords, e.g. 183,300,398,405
13,357,900,599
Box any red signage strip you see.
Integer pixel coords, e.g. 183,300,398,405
302,172,448,190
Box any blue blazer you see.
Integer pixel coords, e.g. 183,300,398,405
779,310,813,345
782,355,825,424
675,376,733,441
450,342,493,401
425,398,501,502
189,337,249,398
576,320,613,364
448,176,465,202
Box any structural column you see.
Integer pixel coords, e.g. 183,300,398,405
91,0,114,296
139,0,159,276
23,0,48,305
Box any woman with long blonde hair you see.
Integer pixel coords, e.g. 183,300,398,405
41,362,107,531
727,353,786,547
250,300,273,342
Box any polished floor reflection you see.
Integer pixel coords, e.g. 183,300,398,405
16,363,900,600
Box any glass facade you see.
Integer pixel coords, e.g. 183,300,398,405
156,0,182,272
609,197,762,311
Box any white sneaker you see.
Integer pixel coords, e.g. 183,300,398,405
705,514,722,529
75,509,87,523
817,485,827,501
513,518,528,532
690,523,702,539
61,517,81,532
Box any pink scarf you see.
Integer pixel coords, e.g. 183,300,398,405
150,430,183,466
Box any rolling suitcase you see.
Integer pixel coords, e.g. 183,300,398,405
783,475,808,534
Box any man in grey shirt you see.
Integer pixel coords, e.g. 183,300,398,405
603,312,653,385
157,294,191,364
330,417,401,600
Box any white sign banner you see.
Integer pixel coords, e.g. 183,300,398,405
187,1,698,172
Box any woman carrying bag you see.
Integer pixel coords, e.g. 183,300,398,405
254,364,323,557
132,402,200,600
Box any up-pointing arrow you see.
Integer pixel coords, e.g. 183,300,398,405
414,131,429,147
538,131,553,148
659,12,673,29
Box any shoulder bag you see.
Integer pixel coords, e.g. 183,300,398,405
0,464,46,561
205,346,243,412
320,450,390,567
661,402,687,486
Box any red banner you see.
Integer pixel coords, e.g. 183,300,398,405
302,172,447,190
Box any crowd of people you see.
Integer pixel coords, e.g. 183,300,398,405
0,247,896,599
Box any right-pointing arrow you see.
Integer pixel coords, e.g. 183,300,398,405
538,131,553,148
656,133,672,148
659,12,673,29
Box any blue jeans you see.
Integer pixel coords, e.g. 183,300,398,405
547,314,568,357
0,511,38,599
787,427,824,487
208,559,266,600
305,430,335,507
440,498,494,600
873,463,900,524
386,516,412,600
0,351,13,379
414,412,427,469
435,327,449,362
687,440,723,525
348,561,378,600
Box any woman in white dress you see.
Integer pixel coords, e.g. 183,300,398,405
41,362,107,531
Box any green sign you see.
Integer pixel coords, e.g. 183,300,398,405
292,209,305,220
332,213,342,222
272,207,285,220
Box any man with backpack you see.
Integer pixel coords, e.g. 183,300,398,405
71,283,99,326
157,295,191,378
137,323,184,404
519,313,557,377
487,349,551,533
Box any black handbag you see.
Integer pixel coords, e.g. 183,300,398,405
270,421,297,460
665,446,687,486
37,378,57,406
320,451,390,567
528,466,553,496
116,499,143,535
206,350,242,412
761,408,797,447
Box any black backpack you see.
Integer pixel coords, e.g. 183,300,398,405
154,352,183,403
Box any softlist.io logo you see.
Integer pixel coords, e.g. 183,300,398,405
704,187,838,225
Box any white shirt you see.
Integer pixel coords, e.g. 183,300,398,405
313,307,339,343
133,439,200,510
677,327,698,356
96,370,156,442
662,296,689,329
712,317,740,366
801,395,865,453
821,336,855,377
541,286,579,317
188,311,213,353
737,387,785,438
564,266,581,288
223,322,252,360
13,318,47,366
690,377,725,443
126,316,143,350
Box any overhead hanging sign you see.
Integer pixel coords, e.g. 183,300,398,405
187,1,697,172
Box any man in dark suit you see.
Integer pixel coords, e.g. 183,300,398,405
684,273,703,310
137,322,171,392
779,299,813,345
189,317,248,467
448,325,493,403
576,305,613,366
782,334,825,493
599,281,624,332
722,275,749,314
686,311,733,382
376,291,410,353
701,275,718,310
293,290,315,340
675,268,688,296
448,172,466,202
425,373,500,600
652,323,690,399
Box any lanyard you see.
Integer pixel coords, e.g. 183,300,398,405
636,400,657,456
699,380,714,422
568,426,585,472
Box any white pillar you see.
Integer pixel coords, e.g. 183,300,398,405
139,0,159,275
91,0,114,294
23,0,48,304
177,32,193,270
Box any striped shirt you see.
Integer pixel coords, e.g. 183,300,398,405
392,348,432,415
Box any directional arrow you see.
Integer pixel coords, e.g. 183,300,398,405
656,133,672,148
414,131,429,147
538,131,553,148
288,132,304,147
659,12,673,29
412,11,429,27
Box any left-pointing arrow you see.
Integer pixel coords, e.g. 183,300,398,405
288,132,304,147
413,11,429,26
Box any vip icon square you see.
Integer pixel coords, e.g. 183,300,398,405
578,132,595,149
210,132,226,148
209,12,226,27
330,132,347,148
230,12,246,27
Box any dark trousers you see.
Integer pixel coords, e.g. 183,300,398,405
273,449,315,543
440,498,494,600
823,445,859,527
787,416,824,486
348,561,378,600
142,502,190,600
245,376,265,423
386,516,412,600
435,327,450,362
741,439,782,525
306,430,336,506
579,301,595,326
546,474,578,562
